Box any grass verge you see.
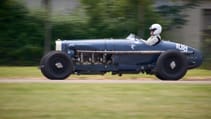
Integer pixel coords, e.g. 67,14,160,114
0,66,210,79
0,83,211,119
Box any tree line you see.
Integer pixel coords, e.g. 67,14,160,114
1,0,209,68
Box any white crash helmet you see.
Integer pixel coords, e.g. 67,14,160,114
149,23,162,36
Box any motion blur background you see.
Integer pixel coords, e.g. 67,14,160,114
0,0,210,69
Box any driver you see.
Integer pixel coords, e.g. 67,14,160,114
144,23,162,46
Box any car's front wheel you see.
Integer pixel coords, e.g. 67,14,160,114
40,51,73,80
155,50,188,80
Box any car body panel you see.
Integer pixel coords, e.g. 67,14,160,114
55,35,202,75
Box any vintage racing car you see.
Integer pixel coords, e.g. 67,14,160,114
40,34,203,80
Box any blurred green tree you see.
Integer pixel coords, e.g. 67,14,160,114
80,0,200,38
156,0,200,30
0,0,44,65
42,0,52,54
0,0,204,66
80,0,161,39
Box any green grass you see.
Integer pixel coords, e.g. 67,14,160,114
0,83,211,119
0,66,43,78
0,66,210,79
186,69,211,77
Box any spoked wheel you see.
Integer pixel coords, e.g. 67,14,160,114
155,50,188,81
40,51,73,80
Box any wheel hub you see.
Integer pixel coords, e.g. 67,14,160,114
170,61,176,70
55,62,63,69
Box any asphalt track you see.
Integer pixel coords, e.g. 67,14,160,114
0,79,211,84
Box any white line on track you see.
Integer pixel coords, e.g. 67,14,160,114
0,79,211,84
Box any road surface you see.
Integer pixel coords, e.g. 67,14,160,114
0,79,211,84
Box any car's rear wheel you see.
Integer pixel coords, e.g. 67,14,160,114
155,50,187,80
40,51,73,80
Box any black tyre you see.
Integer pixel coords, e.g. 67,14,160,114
40,51,73,80
155,50,188,80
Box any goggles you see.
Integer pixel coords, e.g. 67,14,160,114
150,28,157,31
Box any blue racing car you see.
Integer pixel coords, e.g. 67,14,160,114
40,34,203,80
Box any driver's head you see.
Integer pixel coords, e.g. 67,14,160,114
149,24,162,36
